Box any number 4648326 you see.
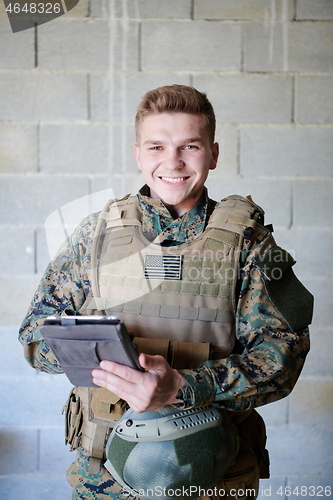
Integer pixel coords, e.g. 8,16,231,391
6,3,61,14
277,485,331,497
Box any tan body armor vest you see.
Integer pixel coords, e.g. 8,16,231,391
65,194,264,470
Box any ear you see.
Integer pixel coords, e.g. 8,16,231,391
133,144,142,171
209,142,219,170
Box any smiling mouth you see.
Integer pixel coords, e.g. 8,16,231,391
160,177,189,184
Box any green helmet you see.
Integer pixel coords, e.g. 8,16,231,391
105,405,239,500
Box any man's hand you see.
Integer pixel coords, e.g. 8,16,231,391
92,353,188,413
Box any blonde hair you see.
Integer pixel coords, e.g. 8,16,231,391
135,85,216,145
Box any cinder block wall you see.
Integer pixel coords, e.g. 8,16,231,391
0,1,332,498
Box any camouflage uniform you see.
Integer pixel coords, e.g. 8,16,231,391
19,186,310,499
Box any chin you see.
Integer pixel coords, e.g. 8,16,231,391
161,195,185,206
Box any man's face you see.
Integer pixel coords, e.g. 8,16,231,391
134,112,219,217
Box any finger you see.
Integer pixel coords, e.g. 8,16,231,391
99,360,146,384
139,353,169,371
92,372,136,403
92,372,152,412
92,368,137,396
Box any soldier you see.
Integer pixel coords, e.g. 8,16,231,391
19,85,313,500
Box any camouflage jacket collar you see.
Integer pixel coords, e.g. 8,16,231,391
137,185,211,245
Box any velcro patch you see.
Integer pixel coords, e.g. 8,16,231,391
254,247,314,331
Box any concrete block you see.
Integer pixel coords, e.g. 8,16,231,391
245,22,287,71
256,397,288,426
0,428,38,474
272,229,333,278
0,275,41,327
258,477,288,499
240,127,333,177
213,124,238,177
36,186,119,270
295,76,333,124
0,327,36,377
245,22,333,72
90,71,191,122
90,176,124,198
296,0,333,20
288,21,333,71
91,0,192,18
0,374,72,427
38,18,139,71
0,123,37,173
265,425,333,475
300,277,331,328
194,74,292,123
194,0,293,20
29,123,141,181
35,227,50,276
0,19,35,68
127,173,146,195
294,180,333,227
0,71,87,120
39,427,74,474
92,175,142,199
91,173,144,200
142,20,242,71
205,177,293,229
90,0,109,17
0,227,35,275
287,476,333,499
301,327,333,377
289,377,333,428
1,175,89,225
0,474,72,500
40,123,108,173
99,122,137,174
64,0,89,17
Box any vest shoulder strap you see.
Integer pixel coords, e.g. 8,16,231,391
98,195,142,227
98,193,264,233
207,194,265,236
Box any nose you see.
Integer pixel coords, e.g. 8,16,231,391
163,148,184,170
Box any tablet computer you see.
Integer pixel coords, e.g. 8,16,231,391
40,315,143,387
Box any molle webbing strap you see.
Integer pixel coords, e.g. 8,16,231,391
105,297,233,323
99,207,124,221
91,196,141,311
207,196,260,235
98,195,143,226
133,337,211,369
105,218,141,228
91,426,108,461
228,214,257,229
134,337,170,359
171,342,211,370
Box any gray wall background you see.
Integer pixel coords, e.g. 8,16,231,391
0,0,332,499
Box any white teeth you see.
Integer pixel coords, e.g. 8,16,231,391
161,177,186,183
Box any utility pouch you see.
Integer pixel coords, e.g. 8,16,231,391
88,388,128,427
207,439,260,499
233,409,270,479
62,387,83,451
202,410,269,499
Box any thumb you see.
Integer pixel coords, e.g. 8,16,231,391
138,353,169,372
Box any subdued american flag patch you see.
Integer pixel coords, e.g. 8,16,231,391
144,254,182,280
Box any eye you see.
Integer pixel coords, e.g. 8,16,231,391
183,144,198,150
150,146,163,150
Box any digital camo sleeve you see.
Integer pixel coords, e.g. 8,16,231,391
177,227,312,412
18,213,98,374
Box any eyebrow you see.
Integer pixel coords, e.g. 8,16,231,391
143,138,203,146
